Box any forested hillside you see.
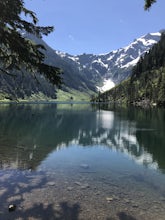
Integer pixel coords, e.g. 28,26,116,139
0,71,57,101
93,32,165,106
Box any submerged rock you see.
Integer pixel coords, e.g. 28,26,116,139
81,183,90,190
67,186,74,191
8,204,16,212
47,181,56,186
106,197,113,202
132,204,139,208
74,181,90,189
74,181,82,186
80,164,89,169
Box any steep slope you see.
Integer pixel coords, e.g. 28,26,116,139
0,71,57,100
94,32,165,106
24,33,97,94
59,32,161,92
0,33,97,101
78,32,161,83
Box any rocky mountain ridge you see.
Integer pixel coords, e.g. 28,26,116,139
57,32,161,92
0,31,161,100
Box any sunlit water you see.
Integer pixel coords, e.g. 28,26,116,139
0,103,165,220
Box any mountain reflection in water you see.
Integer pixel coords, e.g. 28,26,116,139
0,103,165,173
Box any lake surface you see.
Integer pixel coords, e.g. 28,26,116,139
0,103,165,220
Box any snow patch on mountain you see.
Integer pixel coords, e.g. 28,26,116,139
138,38,157,46
92,59,108,69
56,50,66,58
112,32,161,69
122,57,140,68
150,32,161,36
97,79,115,93
67,55,79,62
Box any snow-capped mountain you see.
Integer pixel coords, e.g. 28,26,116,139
57,32,161,92
0,31,161,100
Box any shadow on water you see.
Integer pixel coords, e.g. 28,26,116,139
107,212,137,220
0,170,138,220
0,170,81,220
117,212,137,220
7,202,80,220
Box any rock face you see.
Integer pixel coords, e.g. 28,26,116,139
55,32,161,92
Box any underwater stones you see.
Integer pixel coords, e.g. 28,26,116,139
74,181,90,189
67,186,74,191
123,198,131,204
80,183,90,190
132,204,139,208
74,181,82,186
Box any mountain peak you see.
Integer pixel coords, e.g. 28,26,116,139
56,31,161,93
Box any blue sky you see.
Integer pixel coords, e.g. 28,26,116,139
25,0,165,55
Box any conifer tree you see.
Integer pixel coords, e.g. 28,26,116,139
0,0,62,87
144,0,157,10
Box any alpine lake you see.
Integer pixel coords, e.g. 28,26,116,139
0,103,165,220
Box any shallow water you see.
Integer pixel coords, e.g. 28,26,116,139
0,103,165,220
